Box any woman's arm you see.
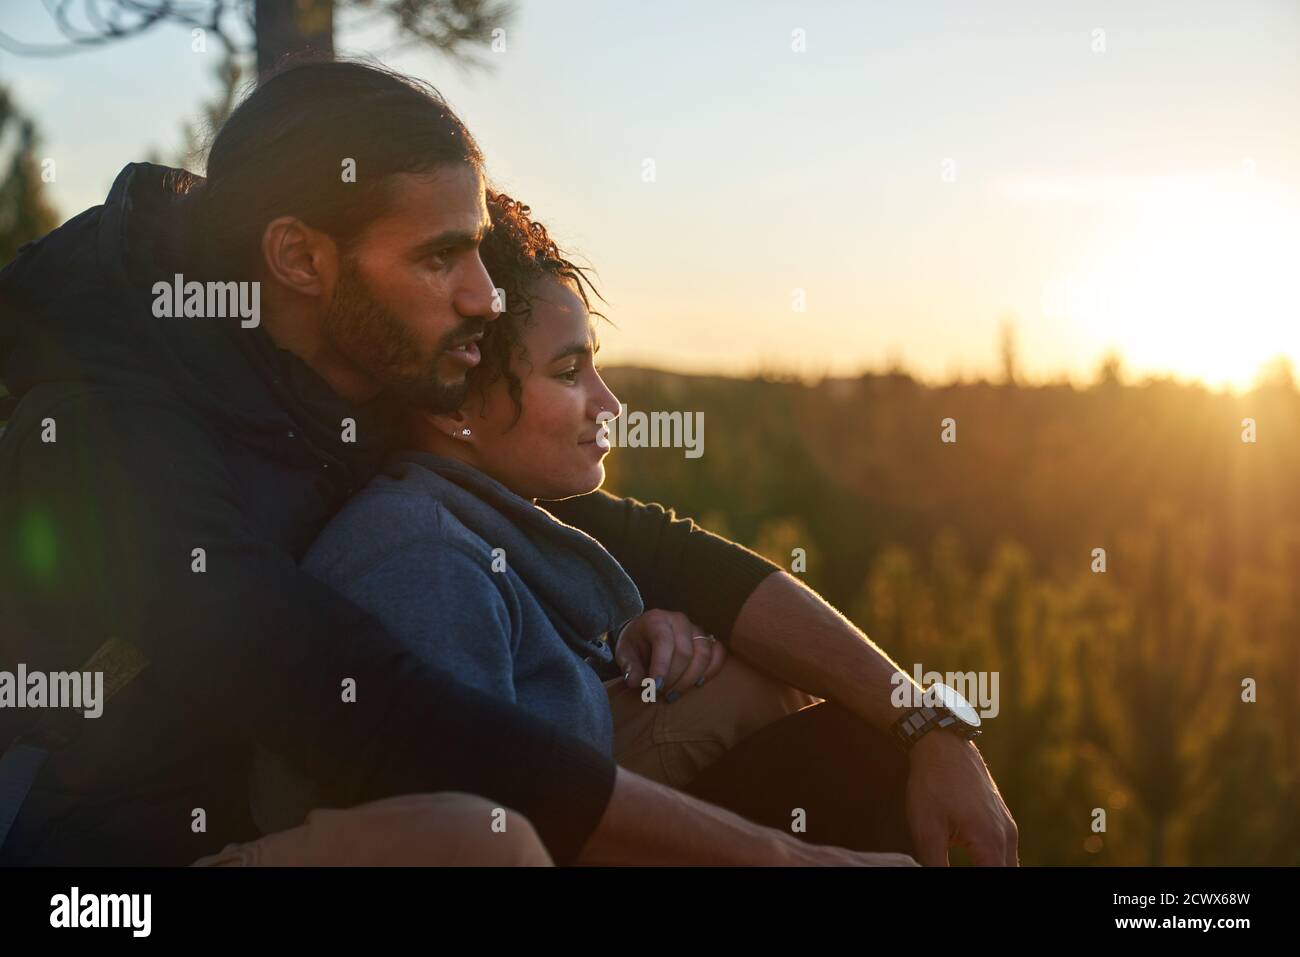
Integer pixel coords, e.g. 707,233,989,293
542,489,779,645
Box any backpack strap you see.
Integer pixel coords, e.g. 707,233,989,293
0,638,149,851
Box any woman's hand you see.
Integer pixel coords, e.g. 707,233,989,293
614,609,726,701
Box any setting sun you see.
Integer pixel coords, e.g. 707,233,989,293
1001,167,1299,390
1052,173,1300,390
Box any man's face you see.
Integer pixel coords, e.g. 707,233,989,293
321,164,498,413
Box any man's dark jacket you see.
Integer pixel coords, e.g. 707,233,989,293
0,163,777,865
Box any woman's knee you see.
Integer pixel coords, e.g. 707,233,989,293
202,792,555,866
635,656,820,788
687,655,820,744
329,792,554,866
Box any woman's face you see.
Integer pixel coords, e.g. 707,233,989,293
453,276,619,500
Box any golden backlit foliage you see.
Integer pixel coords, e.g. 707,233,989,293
603,365,1300,865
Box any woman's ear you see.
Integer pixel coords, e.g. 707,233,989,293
409,408,476,445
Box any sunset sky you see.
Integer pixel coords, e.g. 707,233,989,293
5,0,1298,391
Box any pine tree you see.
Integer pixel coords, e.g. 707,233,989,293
0,84,59,266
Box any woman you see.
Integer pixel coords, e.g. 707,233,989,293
314,193,726,754
253,194,914,861
248,193,729,837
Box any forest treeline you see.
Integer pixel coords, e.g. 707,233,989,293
601,365,1300,865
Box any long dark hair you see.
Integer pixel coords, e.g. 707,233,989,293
181,57,483,280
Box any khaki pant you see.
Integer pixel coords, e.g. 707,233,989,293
194,658,817,866
604,654,818,789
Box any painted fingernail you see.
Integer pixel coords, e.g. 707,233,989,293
666,691,681,704
655,676,664,692
695,678,706,688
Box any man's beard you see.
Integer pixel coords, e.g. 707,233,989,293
322,255,478,414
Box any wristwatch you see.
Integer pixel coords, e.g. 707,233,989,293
890,682,982,752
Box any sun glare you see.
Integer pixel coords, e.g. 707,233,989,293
1075,175,1300,391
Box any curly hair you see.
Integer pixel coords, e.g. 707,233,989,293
472,190,605,427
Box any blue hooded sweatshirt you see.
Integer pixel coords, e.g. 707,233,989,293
302,451,645,755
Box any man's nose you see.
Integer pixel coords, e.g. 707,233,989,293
456,251,502,322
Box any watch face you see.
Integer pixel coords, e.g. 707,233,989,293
930,683,981,727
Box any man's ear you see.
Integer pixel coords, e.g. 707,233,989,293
260,216,336,297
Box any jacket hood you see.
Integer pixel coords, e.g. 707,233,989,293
0,162,388,474
393,450,644,652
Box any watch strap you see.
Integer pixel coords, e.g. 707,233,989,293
892,704,980,751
